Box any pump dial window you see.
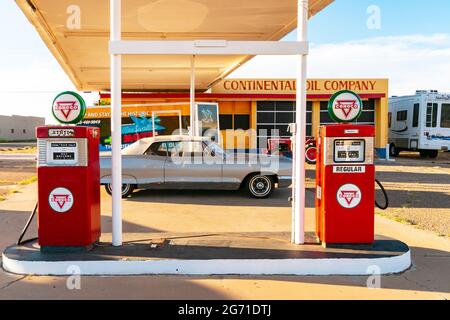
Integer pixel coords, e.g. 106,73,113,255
334,139,365,163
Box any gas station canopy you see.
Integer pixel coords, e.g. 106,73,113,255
16,0,333,92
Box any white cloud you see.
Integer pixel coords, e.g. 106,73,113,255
229,33,450,96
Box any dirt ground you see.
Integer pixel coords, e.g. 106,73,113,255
0,154,36,198
373,151,450,237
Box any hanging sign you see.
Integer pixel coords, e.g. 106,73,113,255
328,90,363,123
52,91,86,124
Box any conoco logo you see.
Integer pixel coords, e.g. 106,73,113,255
328,90,362,123
48,187,74,213
52,92,86,124
339,190,360,205
336,184,362,209
334,100,359,119
54,101,79,120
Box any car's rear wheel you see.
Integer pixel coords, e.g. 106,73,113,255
105,183,135,198
246,174,274,198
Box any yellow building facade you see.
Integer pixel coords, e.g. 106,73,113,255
92,78,388,155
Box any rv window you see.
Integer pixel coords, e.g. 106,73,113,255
433,103,438,127
441,104,450,128
413,104,419,127
388,112,392,128
426,103,438,127
396,110,407,121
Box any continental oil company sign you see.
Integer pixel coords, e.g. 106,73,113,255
212,79,388,95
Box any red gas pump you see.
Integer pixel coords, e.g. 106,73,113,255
36,126,101,251
315,90,381,245
315,124,375,244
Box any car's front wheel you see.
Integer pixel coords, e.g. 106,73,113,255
105,183,135,198
246,174,274,198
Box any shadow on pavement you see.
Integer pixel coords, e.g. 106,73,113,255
126,188,316,208
375,171,449,184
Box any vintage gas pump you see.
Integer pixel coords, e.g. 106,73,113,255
315,90,377,245
35,92,101,251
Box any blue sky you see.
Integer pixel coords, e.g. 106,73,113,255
1,0,450,122
307,0,450,43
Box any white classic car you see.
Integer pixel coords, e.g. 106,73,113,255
100,135,292,198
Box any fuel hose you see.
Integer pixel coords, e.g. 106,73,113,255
17,201,38,245
375,179,389,210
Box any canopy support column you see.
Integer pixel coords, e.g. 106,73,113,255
110,0,122,246
292,0,309,244
190,55,196,136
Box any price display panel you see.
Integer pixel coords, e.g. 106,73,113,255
334,139,365,163
46,141,79,166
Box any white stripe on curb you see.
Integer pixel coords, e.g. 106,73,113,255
2,250,411,276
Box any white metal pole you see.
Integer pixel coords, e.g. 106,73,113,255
190,55,196,136
111,0,122,246
292,0,309,244
152,111,156,137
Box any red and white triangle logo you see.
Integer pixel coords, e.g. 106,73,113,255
340,190,358,205
52,194,70,209
55,101,78,120
334,100,358,119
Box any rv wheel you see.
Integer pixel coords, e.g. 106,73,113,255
389,144,399,157
428,150,439,159
419,150,428,158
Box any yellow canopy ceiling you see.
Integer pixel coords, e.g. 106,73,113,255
16,0,333,92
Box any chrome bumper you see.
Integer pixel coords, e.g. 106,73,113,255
277,176,292,188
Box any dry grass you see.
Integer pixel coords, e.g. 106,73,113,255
0,146,37,154
0,176,37,202
18,176,37,185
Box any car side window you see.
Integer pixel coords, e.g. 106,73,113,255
179,141,203,157
144,142,168,157
166,141,181,156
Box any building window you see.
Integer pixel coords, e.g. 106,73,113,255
219,114,250,131
23,129,27,134
234,115,250,130
396,110,407,121
219,115,233,130
256,101,312,149
388,112,392,128
441,104,450,128
11,129,14,134
412,104,419,128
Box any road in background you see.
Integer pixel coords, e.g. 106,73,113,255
0,142,36,149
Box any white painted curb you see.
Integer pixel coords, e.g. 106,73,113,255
2,250,411,276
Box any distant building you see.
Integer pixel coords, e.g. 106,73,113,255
0,115,45,141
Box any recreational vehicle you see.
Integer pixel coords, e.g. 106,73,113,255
388,90,450,158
